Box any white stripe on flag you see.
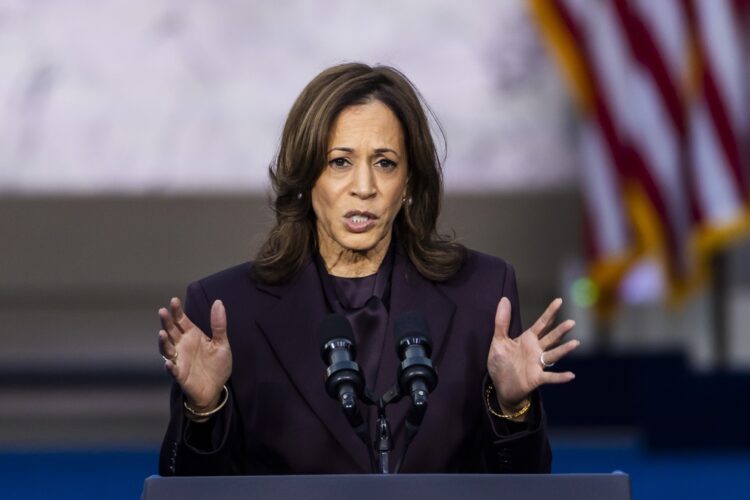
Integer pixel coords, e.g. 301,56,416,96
694,0,746,132
579,119,630,256
581,0,634,137
689,100,743,224
631,0,688,83
629,66,690,249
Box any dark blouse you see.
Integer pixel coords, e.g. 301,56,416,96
314,242,395,391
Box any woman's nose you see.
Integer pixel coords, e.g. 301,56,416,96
350,163,376,199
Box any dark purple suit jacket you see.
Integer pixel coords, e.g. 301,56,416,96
159,247,551,475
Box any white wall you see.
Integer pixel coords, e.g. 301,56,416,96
0,0,575,194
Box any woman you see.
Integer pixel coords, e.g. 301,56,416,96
157,63,578,475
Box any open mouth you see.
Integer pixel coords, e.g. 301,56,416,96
350,215,370,224
344,211,377,232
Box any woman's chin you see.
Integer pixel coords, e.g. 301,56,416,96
335,231,389,254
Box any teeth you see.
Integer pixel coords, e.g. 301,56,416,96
350,215,369,224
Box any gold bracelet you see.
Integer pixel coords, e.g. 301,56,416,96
485,383,531,420
184,385,229,420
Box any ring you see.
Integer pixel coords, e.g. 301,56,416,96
162,352,178,363
540,351,554,368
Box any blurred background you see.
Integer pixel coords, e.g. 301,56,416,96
1,0,749,498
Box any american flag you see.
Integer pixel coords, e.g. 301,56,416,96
528,0,750,314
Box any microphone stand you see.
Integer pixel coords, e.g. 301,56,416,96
341,388,378,473
333,380,429,474
371,384,410,474
374,397,392,474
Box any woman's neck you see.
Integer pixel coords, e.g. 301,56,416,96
317,231,391,278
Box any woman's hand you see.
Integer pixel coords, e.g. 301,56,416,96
486,297,578,416
158,298,233,411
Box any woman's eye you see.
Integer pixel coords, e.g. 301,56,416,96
376,159,397,170
329,158,349,169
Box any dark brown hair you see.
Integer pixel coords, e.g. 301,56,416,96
254,62,466,283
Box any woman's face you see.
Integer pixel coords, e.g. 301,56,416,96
312,100,408,263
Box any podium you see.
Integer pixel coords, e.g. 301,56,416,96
142,473,630,500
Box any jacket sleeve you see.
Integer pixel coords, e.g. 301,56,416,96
158,281,248,476
478,264,552,473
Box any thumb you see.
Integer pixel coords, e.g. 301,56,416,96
493,297,511,340
210,300,228,343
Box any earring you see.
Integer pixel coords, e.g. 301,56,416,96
297,192,303,200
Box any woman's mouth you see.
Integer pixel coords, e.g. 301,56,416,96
344,211,377,233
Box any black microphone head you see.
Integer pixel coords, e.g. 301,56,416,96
394,311,432,355
318,314,355,358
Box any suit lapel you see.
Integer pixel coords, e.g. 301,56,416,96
374,247,457,437
254,260,371,472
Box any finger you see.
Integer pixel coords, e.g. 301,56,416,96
158,330,177,359
541,371,576,384
164,359,179,379
492,297,511,341
542,339,580,365
159,330,176,350
210,300,228,343
159,307,181,342
159,328,180,378
170,297,195,333
530,298,562,337
539,319,576,350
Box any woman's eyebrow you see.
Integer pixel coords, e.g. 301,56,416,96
327,147,400,159
373,148,400,158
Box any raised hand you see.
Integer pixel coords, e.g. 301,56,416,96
486,297,578,416
158,298,233,411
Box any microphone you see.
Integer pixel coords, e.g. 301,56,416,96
319,314,365,411
394,312,438,411
319,314,373,469
392,311,439,473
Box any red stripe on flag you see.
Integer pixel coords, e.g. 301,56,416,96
613,0,685,135
700,64,749,202
552,0,631,256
